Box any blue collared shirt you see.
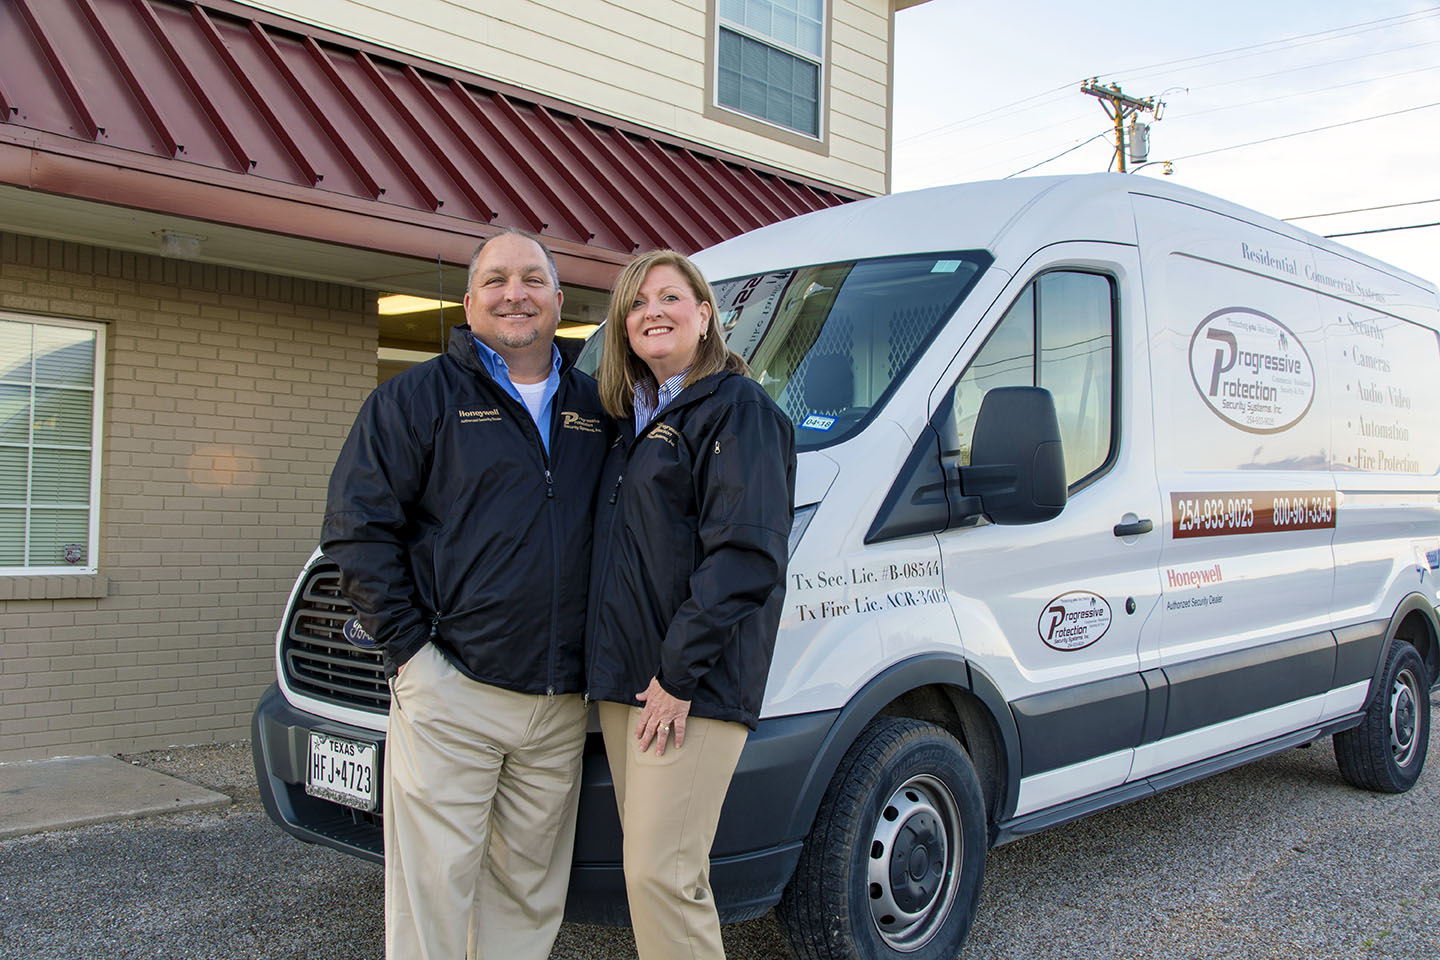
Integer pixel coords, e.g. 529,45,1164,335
633,369,689,434
472,335,562,454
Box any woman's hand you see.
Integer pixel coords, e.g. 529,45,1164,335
634,677,690,756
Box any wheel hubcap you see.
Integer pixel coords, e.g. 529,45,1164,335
867,775,962,951
1390,667,1421,767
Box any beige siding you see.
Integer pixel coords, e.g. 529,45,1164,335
242,0,897,195
0,234,375,761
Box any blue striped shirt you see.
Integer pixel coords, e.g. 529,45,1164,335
633,369,689,434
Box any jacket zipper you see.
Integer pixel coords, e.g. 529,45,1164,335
456,347,566,698
539,381,563,698
583,378,729,701
545,464,560,697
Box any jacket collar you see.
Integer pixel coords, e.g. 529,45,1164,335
622,370,733,443
445,323,578,380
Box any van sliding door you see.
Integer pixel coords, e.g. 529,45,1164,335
1130,195,1337,780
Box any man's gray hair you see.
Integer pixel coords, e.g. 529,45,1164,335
466,227,560,292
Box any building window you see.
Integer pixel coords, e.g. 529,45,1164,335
716,0,824,137
0,315,105,574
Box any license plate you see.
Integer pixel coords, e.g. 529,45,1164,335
305,732,379,812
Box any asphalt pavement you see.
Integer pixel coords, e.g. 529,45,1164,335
1,691,1437,960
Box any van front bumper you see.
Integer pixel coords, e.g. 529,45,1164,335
251,683,837,923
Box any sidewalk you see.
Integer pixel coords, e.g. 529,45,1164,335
0,754,229,839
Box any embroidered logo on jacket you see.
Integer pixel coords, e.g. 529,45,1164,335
561,411,602,433
458,408,501,424
648,423,681,447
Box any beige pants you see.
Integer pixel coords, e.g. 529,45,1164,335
597,700,749,960
384,642,587,960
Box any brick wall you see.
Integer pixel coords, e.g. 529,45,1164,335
0,233,377,761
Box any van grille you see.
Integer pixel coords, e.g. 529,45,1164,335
281,561,389,713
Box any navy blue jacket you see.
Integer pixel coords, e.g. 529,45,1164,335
323,325,610,691
587,371,796,729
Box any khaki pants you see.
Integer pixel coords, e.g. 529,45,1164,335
597,700,749,960
384,642,587,960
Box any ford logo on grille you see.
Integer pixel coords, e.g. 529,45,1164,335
342,617,379,649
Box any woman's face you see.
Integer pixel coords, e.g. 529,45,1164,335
625,264,712,384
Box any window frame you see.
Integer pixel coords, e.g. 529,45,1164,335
943,267,1120,495
705,0,832,152
0,312,106,577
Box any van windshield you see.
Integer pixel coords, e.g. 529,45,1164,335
714,252,989,449
575,251,989,449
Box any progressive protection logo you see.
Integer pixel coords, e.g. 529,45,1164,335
1038,591,1112,651
1189,307,1314,434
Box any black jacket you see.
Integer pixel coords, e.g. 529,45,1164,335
587,371,796,729
322,325,610,690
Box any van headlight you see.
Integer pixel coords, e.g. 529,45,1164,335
789,503,818,557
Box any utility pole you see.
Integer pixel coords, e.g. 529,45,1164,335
1080,79,1160,173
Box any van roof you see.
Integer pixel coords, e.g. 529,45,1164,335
692,173,1437,295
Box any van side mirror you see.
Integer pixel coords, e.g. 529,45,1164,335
951,386,1066,525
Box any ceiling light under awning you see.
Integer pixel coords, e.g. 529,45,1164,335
378,295,462,316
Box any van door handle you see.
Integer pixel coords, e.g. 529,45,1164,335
1113,518,1154,537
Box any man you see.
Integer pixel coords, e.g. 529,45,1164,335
322,229,609,959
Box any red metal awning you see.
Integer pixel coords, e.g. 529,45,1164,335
0,0,864,286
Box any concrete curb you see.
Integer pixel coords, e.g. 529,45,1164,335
0,755,230,839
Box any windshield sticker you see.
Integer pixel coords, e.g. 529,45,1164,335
931,260,962,273
800,414,837,431
714,272,793,358
1189,307,1315,434
1038,591,1111,651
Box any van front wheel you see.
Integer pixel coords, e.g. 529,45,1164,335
777,718,986,960
1334,639,1430,792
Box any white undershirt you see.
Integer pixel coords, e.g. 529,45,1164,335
514,378,548,424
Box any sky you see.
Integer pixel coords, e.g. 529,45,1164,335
891,1,1440,282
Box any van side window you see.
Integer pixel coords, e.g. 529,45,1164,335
941,270,1115,489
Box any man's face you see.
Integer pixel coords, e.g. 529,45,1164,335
463,234,563,353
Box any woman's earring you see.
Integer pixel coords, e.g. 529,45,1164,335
701,327,709,341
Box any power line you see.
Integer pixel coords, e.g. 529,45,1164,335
1325,221,1440,239
1003,132,1112,179
1104,5,1440,82
1183,35,1440,94
1171,101,1440,162
897,6,1440,149
1287,198,1440,222
897,82,1075,146
1164,62,1440,126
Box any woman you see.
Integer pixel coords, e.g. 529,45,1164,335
587,249,796,959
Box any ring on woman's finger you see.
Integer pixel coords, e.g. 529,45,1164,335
658,723,670,732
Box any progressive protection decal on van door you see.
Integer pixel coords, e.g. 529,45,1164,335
1189,307,1315,434
1038,591,1112,651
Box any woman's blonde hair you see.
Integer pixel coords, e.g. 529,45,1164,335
597,249,748,419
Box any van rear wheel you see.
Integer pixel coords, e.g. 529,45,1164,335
777,717,986,960
1334,639,1430,793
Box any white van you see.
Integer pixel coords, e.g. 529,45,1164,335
253,173,1438,959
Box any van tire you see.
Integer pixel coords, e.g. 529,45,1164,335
776,717,985,960
1334,640,1430,793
